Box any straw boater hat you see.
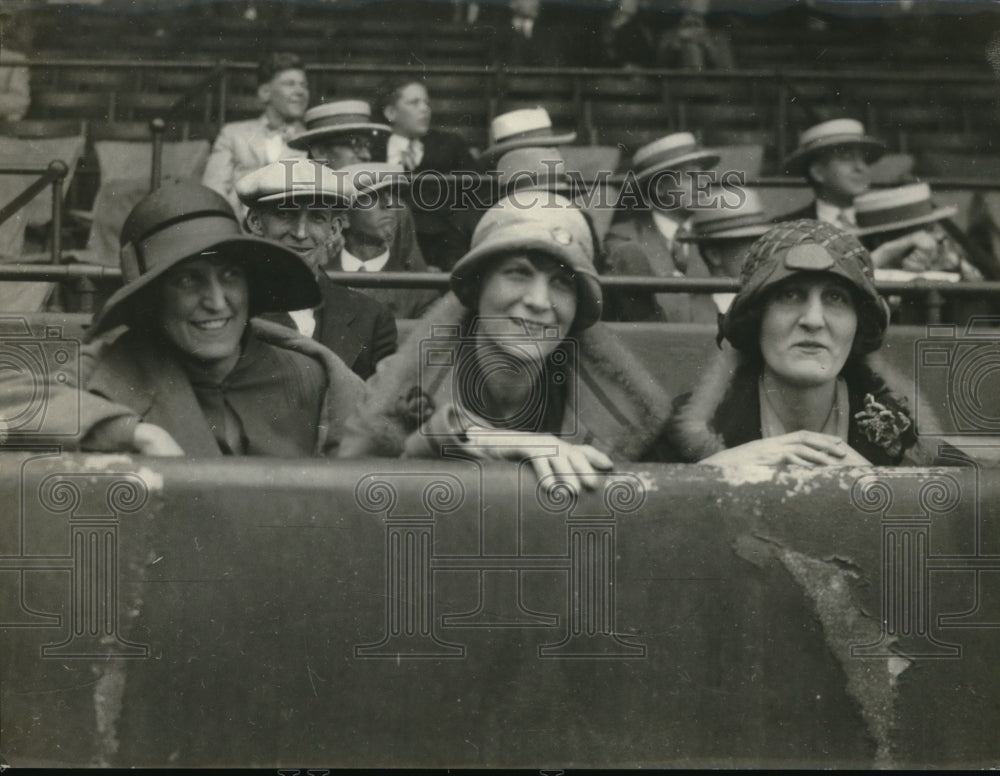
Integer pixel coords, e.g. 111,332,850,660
628,132,720,182
235,158,357,208
89,182,320,338
287,100,391,151
854,183,957,237
494,146,575,195
782,118,885,177
336,161,409,201
677,189,771,242
481,107,577,162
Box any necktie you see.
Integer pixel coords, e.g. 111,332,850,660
401,139,418,171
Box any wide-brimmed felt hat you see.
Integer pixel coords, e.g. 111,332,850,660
677,188,771,242
626,132,720,183
287,100,391,151
720,218,890,355
235,158,356,208
450,193,602,332
854,182,957,237
481,107,577,162
782,118,886,177
89,182,320,337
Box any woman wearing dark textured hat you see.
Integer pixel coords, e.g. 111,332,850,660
658,219,944,467
339,193,672,491
0,182,364,457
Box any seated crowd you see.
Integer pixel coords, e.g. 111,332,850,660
1,46,993,484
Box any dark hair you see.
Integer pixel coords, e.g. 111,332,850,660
257,52,305,86
373,76,427,115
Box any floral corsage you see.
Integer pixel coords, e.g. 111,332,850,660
854,393,915,459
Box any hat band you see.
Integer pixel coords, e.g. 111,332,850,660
131,215,242,279
634,143,700,173
306,113,373,131
493,126,559,144
694,211,769,236
857,198,937,230
797,134,870,154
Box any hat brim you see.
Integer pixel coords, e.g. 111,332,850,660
249,190,351,207
90,235,320,337
855,205,958,236
676,224,772,242
782,137,885,176
287,123,391,151
481,131,578,164
450,224,602,332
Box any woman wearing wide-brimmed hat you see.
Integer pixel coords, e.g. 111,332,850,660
657,219,948,467
0,182,364,457
339,194,672,491
602,131,720,324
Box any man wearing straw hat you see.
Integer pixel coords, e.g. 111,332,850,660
288,99,428,283
602,131,719,323
777,118,885,229
236,159,398,379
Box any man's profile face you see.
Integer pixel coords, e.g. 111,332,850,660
308,133,374,168
157,253,249,374
259,68,309,122
247,202,344,271
349,188,398,245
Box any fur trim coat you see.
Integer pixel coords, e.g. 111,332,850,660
654,343,957,466
338,292,674,462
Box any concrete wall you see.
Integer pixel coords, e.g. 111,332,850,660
2,452,999,768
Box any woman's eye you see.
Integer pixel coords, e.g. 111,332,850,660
220,266,244,283
551,274,575,292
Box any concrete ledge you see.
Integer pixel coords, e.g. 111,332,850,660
2,453,999,768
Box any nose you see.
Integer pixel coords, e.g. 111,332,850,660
201,274,228,312
797,291,825,329
293,211,309,240
522,276,552,313
357,146,372,162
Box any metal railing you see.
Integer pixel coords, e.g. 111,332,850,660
0,160,69,265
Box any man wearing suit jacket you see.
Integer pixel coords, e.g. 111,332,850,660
202,53,309,216
237,159,397,380
776,118,885,229
375,78,478,271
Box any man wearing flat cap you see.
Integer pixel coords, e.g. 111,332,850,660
236,159,397,379
0,182,364,457
777,118,885,228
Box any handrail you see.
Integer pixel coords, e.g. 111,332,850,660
0,161,68,265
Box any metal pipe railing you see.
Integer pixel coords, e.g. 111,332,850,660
0,161,68,265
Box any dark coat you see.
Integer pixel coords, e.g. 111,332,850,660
338,292,674,462
652,344,957,466
773,200,819,223
263,272,397,380
0,319,365,457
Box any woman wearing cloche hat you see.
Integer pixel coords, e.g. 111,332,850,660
656,219,952,467
339,194,672,491
1,182,364,457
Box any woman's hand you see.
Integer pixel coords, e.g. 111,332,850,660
700,431,870,468
131,423,185,456
464,427,614,494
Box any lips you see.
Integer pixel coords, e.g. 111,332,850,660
792,340,828,352
191,317,232,332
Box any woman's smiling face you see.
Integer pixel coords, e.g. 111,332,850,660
759,272,858,388
475,252,578,362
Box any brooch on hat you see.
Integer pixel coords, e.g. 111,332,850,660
550,227,573,246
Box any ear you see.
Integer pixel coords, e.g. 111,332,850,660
257,83,271,105
383,103,397,124
245,209,266,237
807,158,827,187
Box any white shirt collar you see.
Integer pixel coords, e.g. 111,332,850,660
815,199,857,229
651,210,683,241
341,246,390,273
288,308,316,338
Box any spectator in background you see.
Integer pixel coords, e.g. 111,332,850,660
493,0,574,67
600,0,657,69
855,182,992,325
675,188,772,315
655,0,735,72
374,77,477,271
202,52,309,215
338,163,442,320
289,99,428,285
236,159,397,379
777,118,885,227
602,132,719,324
0,9,31,122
